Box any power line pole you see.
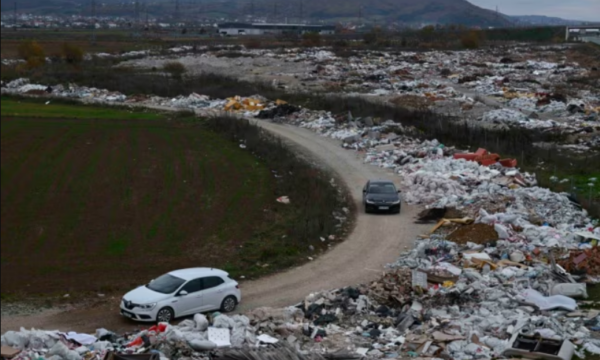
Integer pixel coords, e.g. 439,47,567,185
134,1,140,28
13,1,17,29
91,0,97,45
358,5,363,25
496,5,500,23
145,0,149,30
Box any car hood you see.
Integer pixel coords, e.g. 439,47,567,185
123,285,172,305
367,193,400,202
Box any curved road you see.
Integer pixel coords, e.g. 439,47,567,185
1,121,428,333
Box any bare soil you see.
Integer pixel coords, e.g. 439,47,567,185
1,116,274,295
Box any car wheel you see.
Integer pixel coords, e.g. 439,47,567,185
221,296,238,313
156,307,175,323
395,207,401,214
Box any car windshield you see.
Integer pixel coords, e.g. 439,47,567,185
146,274,186,294
369,184,397,194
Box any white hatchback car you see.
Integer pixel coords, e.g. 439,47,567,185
120,268,241,323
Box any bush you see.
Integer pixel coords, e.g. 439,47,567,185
363,28,381,45
62,43,84,65
461,30,482,49
244,38,262,49
302,32,322,47
17,40,45,69
163,61,186,79
333,40,348,48
205,116,352,258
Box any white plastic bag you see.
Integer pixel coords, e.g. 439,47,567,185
518,288,577,311
194,314,209,331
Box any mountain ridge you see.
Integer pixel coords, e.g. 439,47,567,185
3,0,512,27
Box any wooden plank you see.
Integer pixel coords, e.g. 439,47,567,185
1,346,21,359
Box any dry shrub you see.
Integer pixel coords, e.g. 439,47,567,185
163,61,186,79
244,38,262,49
17,40,45,69
461,30,482,49
62,43,84,65
302,32,322,47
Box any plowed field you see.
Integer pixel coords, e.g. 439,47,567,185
1,107,275,296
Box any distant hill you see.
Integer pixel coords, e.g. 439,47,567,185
3,0,512,27
264,0,511,26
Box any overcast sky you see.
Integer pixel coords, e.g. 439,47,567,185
468,0,600,21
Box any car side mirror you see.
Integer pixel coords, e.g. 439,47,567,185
178,290,188,297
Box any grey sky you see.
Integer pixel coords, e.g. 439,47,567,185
468,0,600,21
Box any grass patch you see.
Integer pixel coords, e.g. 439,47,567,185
0,108,276,296
106,235,129,256
1,97,163,120
583,284,600,309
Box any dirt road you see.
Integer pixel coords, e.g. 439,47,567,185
1,121,427,334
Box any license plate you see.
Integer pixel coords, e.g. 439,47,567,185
379,206,389,210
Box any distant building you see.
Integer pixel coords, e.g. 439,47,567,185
217,23,336,36
566,26,600,44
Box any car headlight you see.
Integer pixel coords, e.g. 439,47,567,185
366,199,375,204
139,303,157,310
391,200,401,204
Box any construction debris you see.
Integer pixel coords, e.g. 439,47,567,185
447,223,499,244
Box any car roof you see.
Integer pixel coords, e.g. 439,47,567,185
168,268,229,281
369,180,396,185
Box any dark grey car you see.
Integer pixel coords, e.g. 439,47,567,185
363,180,402,214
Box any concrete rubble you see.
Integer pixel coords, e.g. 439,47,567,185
1,72,599,359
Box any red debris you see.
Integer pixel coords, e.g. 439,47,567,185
453,148,517,168
559,247,600,276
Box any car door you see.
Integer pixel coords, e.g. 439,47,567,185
198,276,227,312
172,279,203,317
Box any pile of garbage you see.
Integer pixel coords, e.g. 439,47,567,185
111,44,599,135
4,230,600,360
2,74,599,359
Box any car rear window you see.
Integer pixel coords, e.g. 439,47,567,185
369,183,397,194
202,276,225,290
147,274,186,294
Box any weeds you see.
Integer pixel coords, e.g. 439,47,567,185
203,116,354,276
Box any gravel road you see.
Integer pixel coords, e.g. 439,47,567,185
1,121,427,334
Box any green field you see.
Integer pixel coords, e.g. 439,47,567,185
1,100,281,296
1,97,163,120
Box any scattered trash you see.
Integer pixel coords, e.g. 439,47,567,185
504,334,575,360
276,196,290,205
1,346,21,359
